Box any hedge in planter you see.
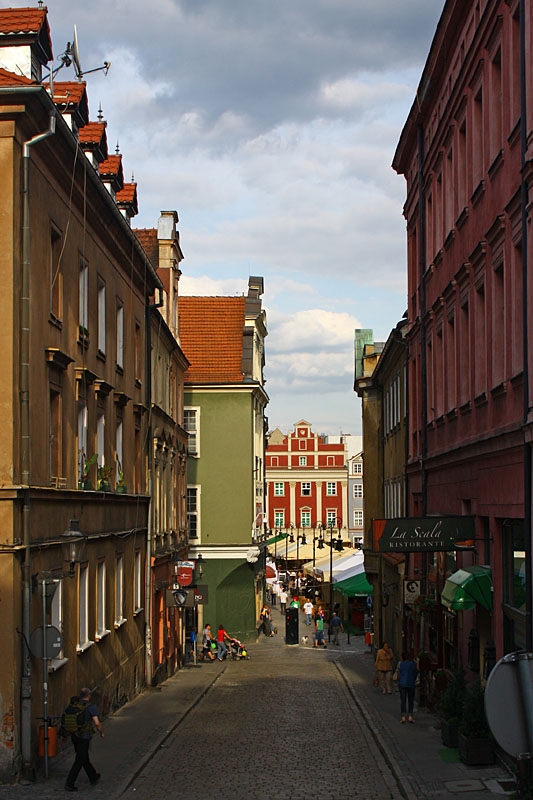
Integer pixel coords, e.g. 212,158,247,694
439,667,466,748
458,678,494,765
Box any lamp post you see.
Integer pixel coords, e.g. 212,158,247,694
35,519,87,778
328,518,344,637
193,554,205,665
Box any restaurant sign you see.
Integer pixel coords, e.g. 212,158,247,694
372,517,475,552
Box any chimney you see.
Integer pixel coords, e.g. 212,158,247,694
157,210,179,242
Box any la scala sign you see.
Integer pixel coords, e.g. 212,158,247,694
372,517,475,552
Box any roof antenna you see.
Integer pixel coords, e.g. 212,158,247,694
66,25,111,82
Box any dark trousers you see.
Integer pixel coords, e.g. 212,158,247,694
66,736,98,787
400,686,415,715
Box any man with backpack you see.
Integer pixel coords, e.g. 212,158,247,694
63,687,104,791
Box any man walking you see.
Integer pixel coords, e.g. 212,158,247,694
303,599,314,625
375,641,395,695
279,587,288,615
64,687,104,791
329,611,344,645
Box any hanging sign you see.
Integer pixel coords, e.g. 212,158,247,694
372,517,475,552
404,579,421,604
176,560,195,586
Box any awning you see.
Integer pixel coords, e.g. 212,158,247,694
441,565,492,611
267,533,287,545
302,550,359,577
333,573,373,597
266,565,276,579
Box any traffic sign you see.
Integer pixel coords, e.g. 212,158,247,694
485,651,533,757
30,625,63,659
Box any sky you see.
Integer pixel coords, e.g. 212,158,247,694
9,0,444,435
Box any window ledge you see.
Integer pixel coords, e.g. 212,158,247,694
474,392,488,407
471,179,485,207
76,640,94,654
133,607,143,616
48,657,68,672
488,148,504,179
508,118,521,148
48,313,63,330
97,349,106,362
490,381,506,398
115,364,124,376
114,617,127,629
456,206,469,231
95,629,111,642
459,401,472,416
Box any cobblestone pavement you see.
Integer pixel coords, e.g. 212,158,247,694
126,641,401,800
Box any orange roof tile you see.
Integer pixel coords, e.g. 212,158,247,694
0,66,32,86
179,296,245,384
134,229,158,267
116,182,136,204
0,7,52,59
45,81,86,106
99,154,121,178
78,121,106,144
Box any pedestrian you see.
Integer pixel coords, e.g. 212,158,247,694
260,604,275,636
189,627,198,661
201,623,215,661
303,599,314,625
398,651,418,723
329,611,344,645
314,613,327,648
216,624,231,660
290,596,300,609
279,587,288,615
64,688,104,792
375,641,395,695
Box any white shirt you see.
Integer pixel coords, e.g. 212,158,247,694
279,591,288,604
304,602,313,615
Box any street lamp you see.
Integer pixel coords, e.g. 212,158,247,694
328,518,344,636
35,519,87,778
192,554,205,664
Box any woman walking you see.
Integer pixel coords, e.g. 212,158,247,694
375,641,395,694
398,651,418,723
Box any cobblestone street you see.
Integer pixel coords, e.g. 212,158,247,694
126,636,399,800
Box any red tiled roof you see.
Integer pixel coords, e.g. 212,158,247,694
179,296,245,384
134,229,158,267
116,182,136,203
45,81,86,106
0,8,52,59
0,67,32,86
99,154,121,178
78,121,106,144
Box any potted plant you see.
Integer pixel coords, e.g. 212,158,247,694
458,678,494,764
439,667,465,747
116,459,127,494
78,452,97,490
97,464,113,492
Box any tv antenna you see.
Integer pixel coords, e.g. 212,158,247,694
46,25,110,94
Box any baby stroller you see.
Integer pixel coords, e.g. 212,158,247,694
228,637,249,660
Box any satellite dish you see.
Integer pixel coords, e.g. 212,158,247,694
72,25,82,79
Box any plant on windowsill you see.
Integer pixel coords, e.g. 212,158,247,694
439,667,466,748
116,459,127,494
78,325,89,346
458,677,494,765
78,452,97,490
97,464,113,492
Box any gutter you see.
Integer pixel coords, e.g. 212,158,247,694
20,110,56,777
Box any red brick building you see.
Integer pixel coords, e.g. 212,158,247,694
393,0,532,669
265,421,347,534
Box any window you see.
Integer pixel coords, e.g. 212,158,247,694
326,510,337,527
50,225,62,319
352,463,362,474
301,482,311,497
274,510,285,528
473,86,484,187
270,456,278,467
184,409,199,456
299,440,306,450
300,510,311,528
353,510,363,528
77,402,88,482
78,564,90,650
115,417,123,484
353,483,363,498
503,521,526,611
115,555,125,626
116,303,124,369
97,279,106,354
327,456,334,466
299,456,307,466
49,387,61,479
97,412,105,469
326,482,337,496
274,482,284,496
79,258,88,334
187,487,199,539
135,321,141,383
96,561,108,639
50,579,65,662
134,550,142,613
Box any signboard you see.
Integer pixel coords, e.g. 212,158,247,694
176,560,195,586
194,584,208,605
404,579,421,604
166,588,195,608
372,517,475,552
30,625,63,659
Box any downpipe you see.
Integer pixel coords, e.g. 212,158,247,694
20,113,56,777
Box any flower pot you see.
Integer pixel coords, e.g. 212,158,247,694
441,718,459,748
458,733,494,765
116,484,127,494
78,480,93,490
98,480,111,492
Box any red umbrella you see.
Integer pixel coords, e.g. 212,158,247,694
266,565,276,579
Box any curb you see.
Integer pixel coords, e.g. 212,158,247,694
113,664,227,799
334,660,418,800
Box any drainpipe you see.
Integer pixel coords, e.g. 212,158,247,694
145,287,164,685
519,0,532,653
20,113,56,775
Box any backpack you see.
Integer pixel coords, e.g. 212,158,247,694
60,698,89,737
